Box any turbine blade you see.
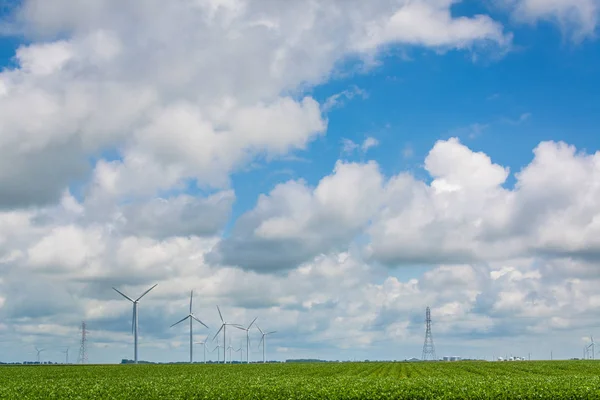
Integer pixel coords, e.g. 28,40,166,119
212,324,224,341
189,290,193,314
216,305,224,323
135,283,158,301
232,325,246,331
170,315,190,328
192,315,209,329
113,287,134,302
267,331,277,335
255,325,264,335
247,317,258,330
258,336,264,349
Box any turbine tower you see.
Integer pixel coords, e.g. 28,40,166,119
421,306,437,361
234,317,257,363
212,306,241,364
112,283,158,364
170,290,209,364
256,325,276,363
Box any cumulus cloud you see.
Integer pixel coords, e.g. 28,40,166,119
212,138,600,272
208,161,384,272
0,0,512,209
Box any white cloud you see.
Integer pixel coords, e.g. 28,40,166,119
340,137,379,156
208,161,384,272
354,1,511,51
214,138,600,273
361,137,379,152
507,0,599,40
322,86,368,112
0,0,512,209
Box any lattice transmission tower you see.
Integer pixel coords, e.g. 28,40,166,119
421,307,437,361
77,321,88,364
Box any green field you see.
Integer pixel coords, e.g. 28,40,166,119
1,361,600,399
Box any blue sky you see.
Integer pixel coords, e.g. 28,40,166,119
228,20,600,228
1,0,600,364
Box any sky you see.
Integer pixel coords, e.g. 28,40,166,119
0,0,600,364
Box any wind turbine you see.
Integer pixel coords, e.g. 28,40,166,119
112,283,158,364
234,317,257,363
194,334,210,364
256,325,276,364
62,347,69,364
213,342,222,363
212,306,242,364
235,347,243,363
170,290,209,364
35,347,45,364
227,340,234,364
588,336,596,360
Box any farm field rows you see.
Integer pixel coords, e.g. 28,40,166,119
1,361,600,399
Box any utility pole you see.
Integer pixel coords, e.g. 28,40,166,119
421,307,437,361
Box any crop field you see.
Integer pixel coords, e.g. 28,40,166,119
1,361,600,399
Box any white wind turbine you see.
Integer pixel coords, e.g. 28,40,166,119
112,283,158,364
194,334,210,364
212,306,242,364
235,346,243,363
234,317,257,363
256,325,276,364
227,340,234,363
170,290,209,364
213,341,222,363
35,347,45,364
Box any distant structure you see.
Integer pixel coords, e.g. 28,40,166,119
78,321,88,364
421,306,437,361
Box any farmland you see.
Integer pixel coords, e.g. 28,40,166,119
1,361,599,399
